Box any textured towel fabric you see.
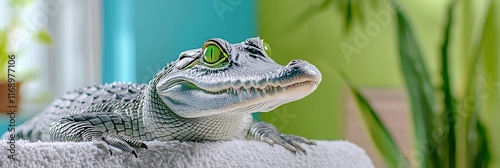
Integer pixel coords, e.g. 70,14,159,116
0,140,374,168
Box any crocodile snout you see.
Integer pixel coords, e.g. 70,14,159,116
286,59,322,84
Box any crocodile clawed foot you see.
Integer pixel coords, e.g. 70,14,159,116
247,122,315,155
91,133,148,158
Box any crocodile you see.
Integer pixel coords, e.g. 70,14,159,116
3,37,322,157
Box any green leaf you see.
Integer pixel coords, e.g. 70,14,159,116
339,72,408,168
344,0,353,31
459,1,497,168
439,1,458,167
392,4,440,167
459,1,481,168
472,120,490,168
475,1,499,167
34,29,52,44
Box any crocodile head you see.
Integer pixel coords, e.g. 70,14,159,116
156,37,321,118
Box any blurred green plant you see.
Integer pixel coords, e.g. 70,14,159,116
339,71,408,167
0,0,52,81
294,0,385,33
313,0,497,167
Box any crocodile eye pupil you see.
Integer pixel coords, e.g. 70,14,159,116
263,41,271,57
203,44,222,64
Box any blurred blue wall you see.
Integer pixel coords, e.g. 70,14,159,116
102,0,136,83
103,0,257,83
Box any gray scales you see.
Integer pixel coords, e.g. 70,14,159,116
2,38,322,157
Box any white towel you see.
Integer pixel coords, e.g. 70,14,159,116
0,139,374,168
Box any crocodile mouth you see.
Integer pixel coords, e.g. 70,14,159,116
164,78,318,97
156,59,322,117
204,79,319,96
164,77,319,114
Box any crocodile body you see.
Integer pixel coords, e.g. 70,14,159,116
2,38,322,157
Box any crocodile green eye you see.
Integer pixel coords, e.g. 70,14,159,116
203,44,226,64
263,41,271,57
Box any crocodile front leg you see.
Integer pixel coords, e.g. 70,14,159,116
49,112,148,157
246,122,316,154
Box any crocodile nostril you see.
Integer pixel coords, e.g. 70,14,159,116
288,59,305,67
289,60,300,66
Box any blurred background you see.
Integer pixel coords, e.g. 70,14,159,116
1,0,499,167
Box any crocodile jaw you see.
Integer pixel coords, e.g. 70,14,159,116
157,60,321,118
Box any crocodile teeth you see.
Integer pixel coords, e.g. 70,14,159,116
223,83,289,96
